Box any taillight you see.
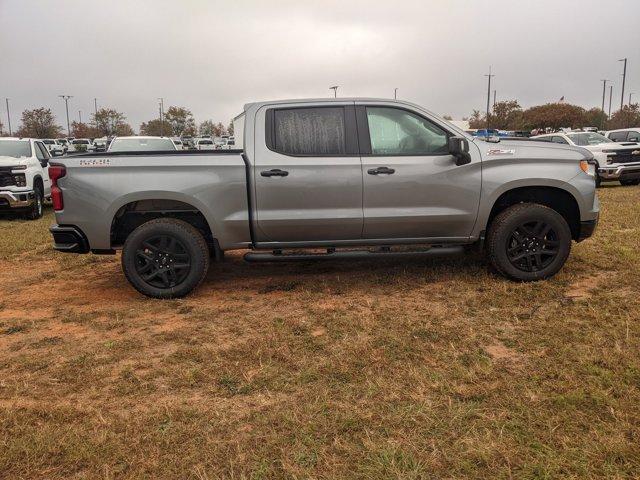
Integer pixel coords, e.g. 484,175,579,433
48,164,66,211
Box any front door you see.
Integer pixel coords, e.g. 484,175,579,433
358,105,481,240
253,103,363,243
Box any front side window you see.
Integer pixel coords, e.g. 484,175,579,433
628,131,640,142
273,107,346,156
366,107,448,155
551,136,569,144
567,132,612,146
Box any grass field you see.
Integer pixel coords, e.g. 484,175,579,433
1,185,639,479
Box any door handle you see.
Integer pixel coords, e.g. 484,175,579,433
367,166,395,175
260,169,289,177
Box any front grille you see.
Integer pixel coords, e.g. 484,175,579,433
0,172,15,187
608,149,640,164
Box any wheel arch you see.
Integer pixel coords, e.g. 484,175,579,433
485,185,582,241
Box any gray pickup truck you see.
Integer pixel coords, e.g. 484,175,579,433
49,98,599,298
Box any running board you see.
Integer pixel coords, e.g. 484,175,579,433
243,246,465,263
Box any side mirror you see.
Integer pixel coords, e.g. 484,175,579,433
449,136,471,166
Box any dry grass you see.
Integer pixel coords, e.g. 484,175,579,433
1,185,639,479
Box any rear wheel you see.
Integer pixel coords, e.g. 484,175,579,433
620,179,640,186
487,203,572,281
121,218,210,298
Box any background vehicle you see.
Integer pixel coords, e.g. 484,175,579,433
50,98,598,298
171,137,184,150
180,136,194,149
56,138,69,153
42,139,65,156
107,136,177,152
195,138,216,150
68,138,94,153
532,131,640,186
93,137,108,152
606,128,640,143
0,137,51,219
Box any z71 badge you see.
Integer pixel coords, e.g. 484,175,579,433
79,158,110,167
487,148,515,156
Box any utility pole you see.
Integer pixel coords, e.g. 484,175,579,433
601,79,609,112
5,98,11,136
493,90,496,107
329,86,339,98
158,97,164,136
94,98,98,118
484,66,494,128
394,88,398,100
619,58,627,109
78,110,83,124
59,95,72,136
608,85,613,118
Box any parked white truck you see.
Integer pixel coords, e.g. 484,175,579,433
49,98,599,298
0,137,51,219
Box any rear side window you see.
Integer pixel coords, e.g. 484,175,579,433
272,107,346,156
628,131,640,142
608,131,628,142
551,136,568,144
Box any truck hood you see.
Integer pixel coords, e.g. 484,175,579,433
474,138,592,161
581,142,640,153
0,156,29,168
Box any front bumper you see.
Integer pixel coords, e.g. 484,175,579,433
50,224,90,253
598,163,640,181
0,190,35,209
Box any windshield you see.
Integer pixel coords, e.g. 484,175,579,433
73,140,90,145
567,132,612,146
43,140,55,144
0,140,32,158
199,140,213,145
109,138,176,152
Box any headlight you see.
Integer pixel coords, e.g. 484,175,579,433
13,174,26,187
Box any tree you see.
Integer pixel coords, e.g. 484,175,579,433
489,100,524,130
93,108,134,136
521,103,587,130
71,121,99,138
583,108,608,129
227,121,234,135
468,110,485,129
139,119,167,136
16,108,62,138
607,104,640,130
199,120,215,136
164,106,196,136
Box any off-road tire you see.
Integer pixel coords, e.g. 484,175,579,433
25,183,44,220
487,203,572,281
122,218,210,298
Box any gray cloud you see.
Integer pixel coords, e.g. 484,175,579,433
1,0,638,133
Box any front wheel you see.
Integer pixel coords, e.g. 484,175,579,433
121,218,210,298
25,184,44,220
486,203,572,281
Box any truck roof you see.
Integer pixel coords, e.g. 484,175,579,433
242,97,427,113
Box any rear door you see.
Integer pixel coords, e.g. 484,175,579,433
253,103,363,243
358,103,481,240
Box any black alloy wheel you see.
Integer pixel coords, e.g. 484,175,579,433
506,220,560,273
134,235,192,289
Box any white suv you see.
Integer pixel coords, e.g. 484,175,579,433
0,138,52,219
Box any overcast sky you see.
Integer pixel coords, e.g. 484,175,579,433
1,0,638,132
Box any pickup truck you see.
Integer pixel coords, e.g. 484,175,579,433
49,98,599,298
0,137,51,219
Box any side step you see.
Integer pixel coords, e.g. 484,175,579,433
243,246,465,263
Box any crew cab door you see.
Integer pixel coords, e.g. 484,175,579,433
357,104,481,240
34,142,52,196
252,103,363,243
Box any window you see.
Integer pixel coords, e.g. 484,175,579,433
627,131,640,142
35,142,49,161
0,140,32,158
566,132,612,146
272,107,346,156
551,136,569,144
109,138,176,152
608,131,628,142
366,107,448,155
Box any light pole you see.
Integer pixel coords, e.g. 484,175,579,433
608,85,613,119
5,98,11,136
394,88,398,100
94,98,98,118
59,95,72,136
600,79,610,112
484,66,495,128
329,86,339,98
78,110,82,124
619,58,627,109
158,97,164,136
